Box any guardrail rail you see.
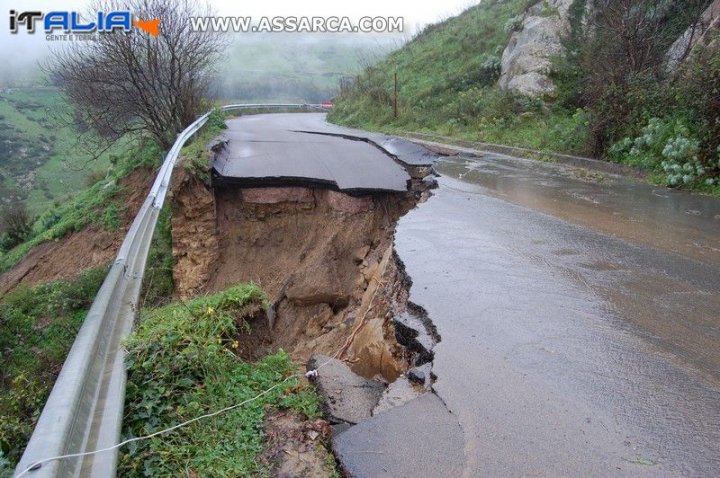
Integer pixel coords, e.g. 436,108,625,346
14,104,326,478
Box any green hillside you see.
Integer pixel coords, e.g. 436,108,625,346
329,0,720,193
216,33,399,103
0,88,120,215
329,1,554,144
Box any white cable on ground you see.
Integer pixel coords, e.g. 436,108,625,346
16,352,343,478
15,376,295,478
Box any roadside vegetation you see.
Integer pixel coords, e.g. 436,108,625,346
329,0,720,194
183,108,228,184
119,284,324,477
0,139,163,273
140,204,175,308
0,267,107,469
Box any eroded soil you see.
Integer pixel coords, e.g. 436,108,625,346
171,168,433,381
0,168,154,296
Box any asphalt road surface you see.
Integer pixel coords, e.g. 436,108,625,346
387,153,720,476
213,113,414,192
213,113,720,475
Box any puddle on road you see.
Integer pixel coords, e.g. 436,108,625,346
437,155,720,266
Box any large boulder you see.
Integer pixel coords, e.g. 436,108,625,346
665,0,720,72
499,0,574,97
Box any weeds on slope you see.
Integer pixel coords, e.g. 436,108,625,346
119,284,323,477
0,267,107,469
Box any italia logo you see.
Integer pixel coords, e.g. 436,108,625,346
9,10,160,36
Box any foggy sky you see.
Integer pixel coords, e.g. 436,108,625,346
0,0,479,79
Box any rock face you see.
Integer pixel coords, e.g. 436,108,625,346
170,166,219,299
499,0,574,97
666,0,720,72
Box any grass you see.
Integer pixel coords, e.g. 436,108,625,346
182,108,227,184
139,203,174,307
0,88,128,216
0,138,163,273
119,284,323,477
0,267,108,467
329,1,720,194
328,1,593,155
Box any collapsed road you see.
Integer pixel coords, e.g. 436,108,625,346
342,153,720,476
194,113,719,476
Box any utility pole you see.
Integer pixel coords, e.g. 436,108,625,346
393,72,398,119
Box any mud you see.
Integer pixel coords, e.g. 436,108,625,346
170,170,435,382
0,168,154,296
259,409,335,478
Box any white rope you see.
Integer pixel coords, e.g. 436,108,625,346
16,351,343,478
15,375,295,477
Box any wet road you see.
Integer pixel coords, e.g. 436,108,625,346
394,154,720,475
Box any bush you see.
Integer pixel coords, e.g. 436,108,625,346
0,267,107,465
0,203,31,251
609,116,716,187
119,285,321,477
205,108,228,131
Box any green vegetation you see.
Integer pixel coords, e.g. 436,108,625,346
0,451,11,478
0,88,126,215
119,285,322,477
140,204,174,307
0,138,163,273
183,108,228,184
0,267,107,467
330,0,719,193
329,1,584,151
217,33,397,103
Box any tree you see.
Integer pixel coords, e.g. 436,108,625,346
556,0,711,154
0,201,31,250
46,0,226,149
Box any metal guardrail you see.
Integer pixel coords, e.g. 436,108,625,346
14,104,326,478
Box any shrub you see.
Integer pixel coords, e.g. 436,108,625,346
119,285,321,477
0,203,31,250
609,116,716,187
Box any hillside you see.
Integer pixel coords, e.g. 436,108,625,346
0,88,125,215
330,0,720,193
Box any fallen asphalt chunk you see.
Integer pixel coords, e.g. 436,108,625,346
307,354,385,425
333,393,466,478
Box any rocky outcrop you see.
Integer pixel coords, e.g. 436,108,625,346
666,0,720,72
499,0,574,97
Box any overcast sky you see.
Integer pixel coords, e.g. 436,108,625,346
0,0,480,62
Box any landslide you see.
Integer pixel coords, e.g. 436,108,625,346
0,167,153,296
170,165,433,381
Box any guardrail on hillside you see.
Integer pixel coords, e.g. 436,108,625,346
14,104,326,478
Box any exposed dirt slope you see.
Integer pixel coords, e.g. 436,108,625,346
0,168,153,296
171,178,430,381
